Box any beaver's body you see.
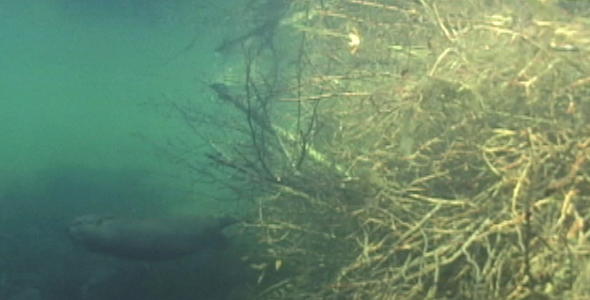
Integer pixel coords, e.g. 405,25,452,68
67,214,237,260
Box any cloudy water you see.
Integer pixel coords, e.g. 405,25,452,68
0,1,254,298
0,0,245,212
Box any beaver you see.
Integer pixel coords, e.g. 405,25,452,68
67,214,237,260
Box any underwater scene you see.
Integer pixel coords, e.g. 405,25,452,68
2,0,590,300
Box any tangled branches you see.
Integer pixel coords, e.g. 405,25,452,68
234,1,590,300
161,0,590,299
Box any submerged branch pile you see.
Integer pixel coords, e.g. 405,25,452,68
174,0,590,299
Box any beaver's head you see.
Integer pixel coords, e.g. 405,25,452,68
66,214,116,246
